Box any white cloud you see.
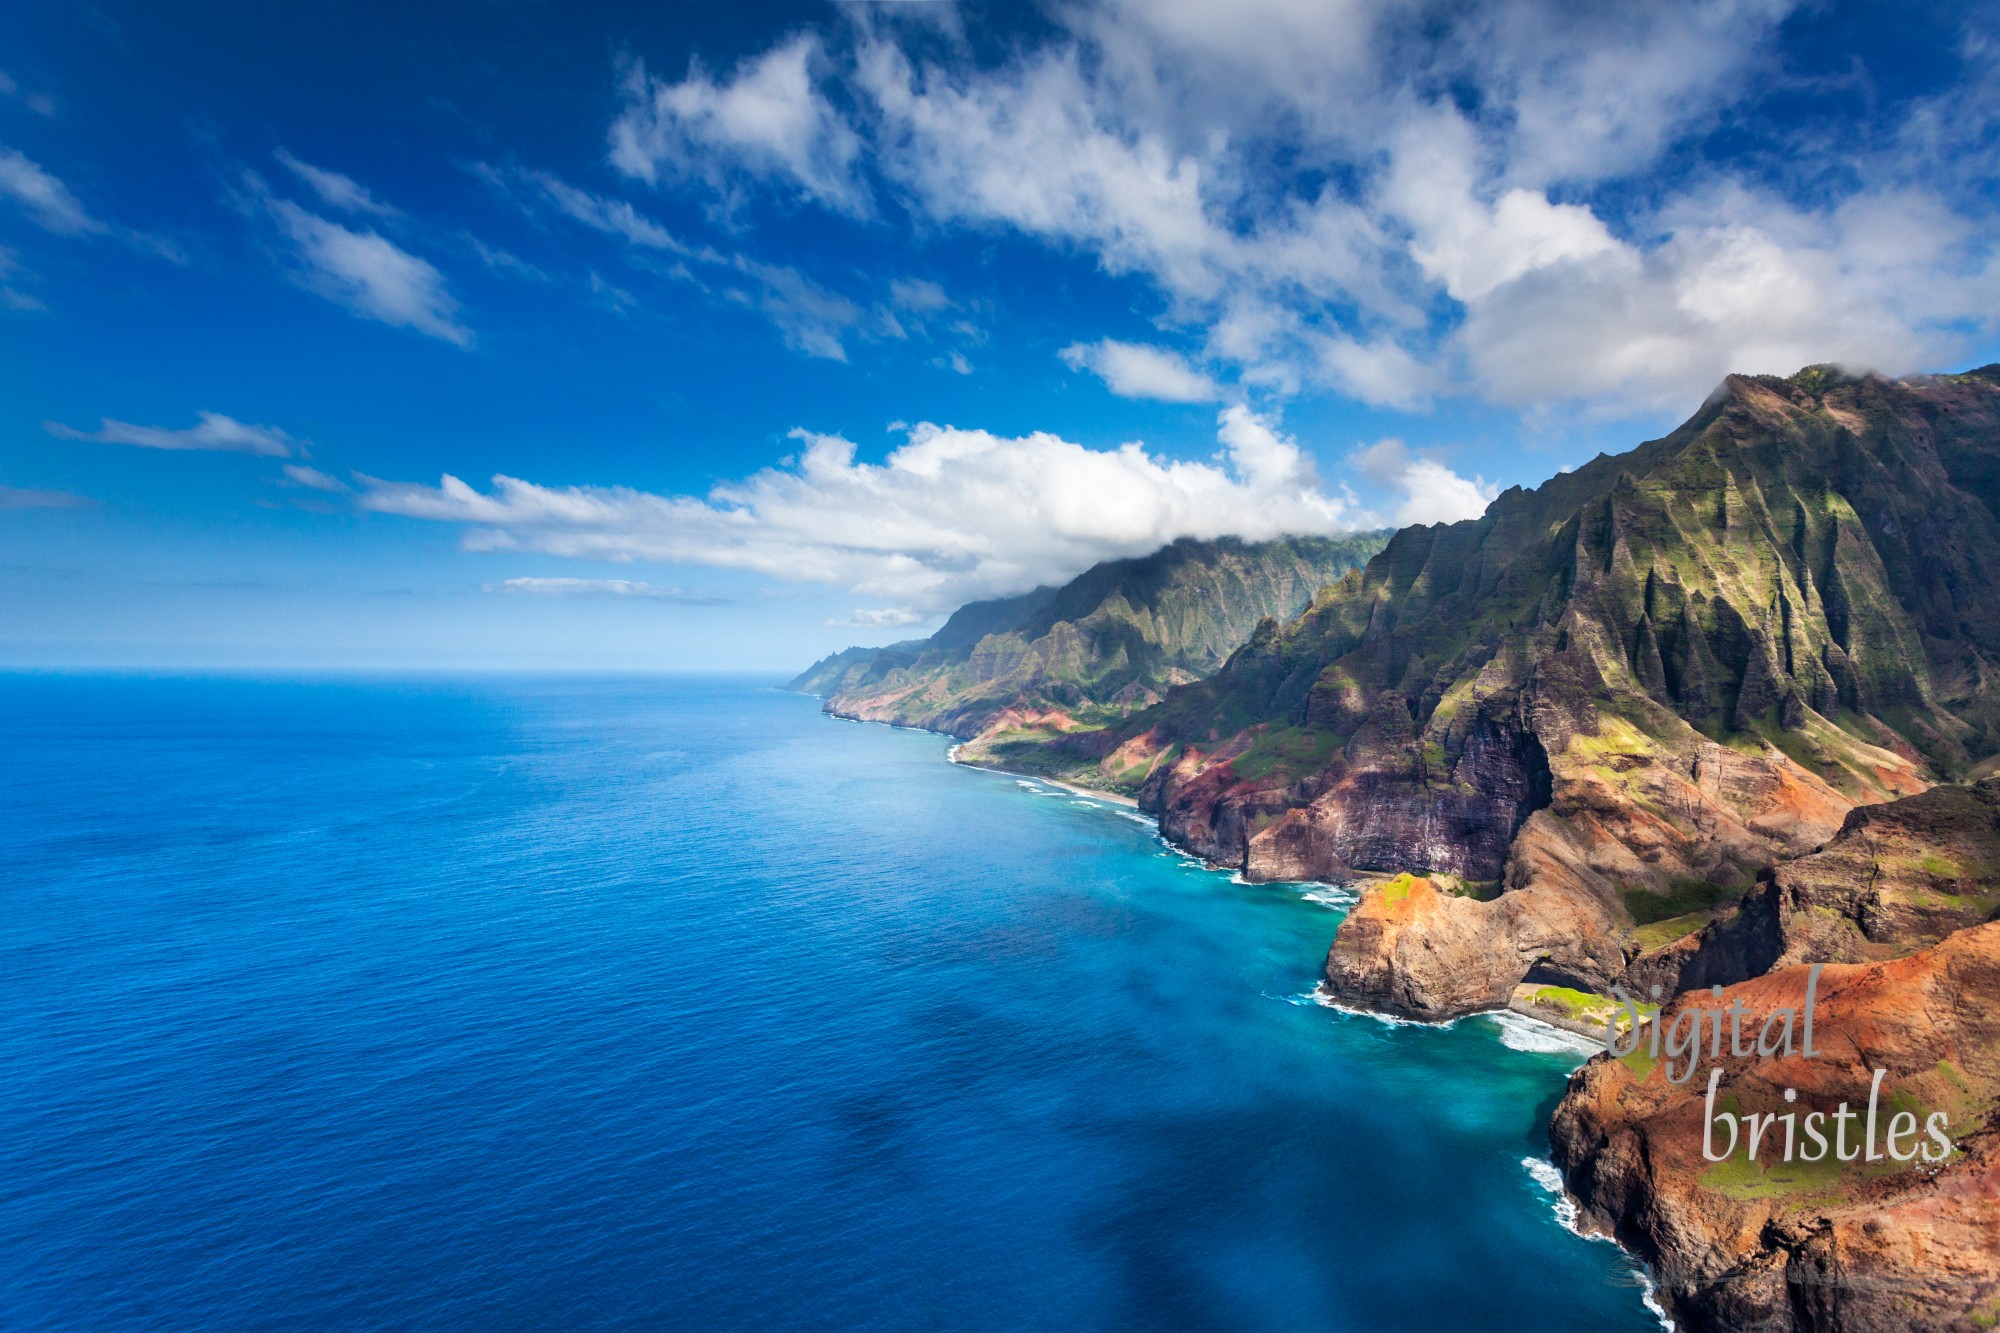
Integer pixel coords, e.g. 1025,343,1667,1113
841,607,927,628
1453,0,1795,187
360,408,1363,614
480,164,870,360
841,38,1456,407
512,168,685,251
1382,109,1623,303
587,271,638,314
1450,186,1992,411
0,146,185,265
609,36,868,215
264,197,472,347
274,150,399,217
605,1,2000,416
1310,335,1442,412
280,464,348,491
723,253,862,361
857,42,1234,302
1213,405,1324,491
47,411,299,457
0,242,39,311
889,277,950,311
1059,339,1220,402
485,577,725,603
1348,438,1497,527
465,234,548,282
0,147,102,236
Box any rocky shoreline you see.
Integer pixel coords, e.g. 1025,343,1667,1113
825,675,2000,1332
1101,371,2000,1330
804,368,2000,1331
1166,780,2000,1332
1551,932,2000,1333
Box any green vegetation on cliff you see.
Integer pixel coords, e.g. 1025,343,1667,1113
786,533,1389,743
1199,366,1996,767
1039,367,2000,898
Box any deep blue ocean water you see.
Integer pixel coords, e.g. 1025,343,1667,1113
0,674,1663,1331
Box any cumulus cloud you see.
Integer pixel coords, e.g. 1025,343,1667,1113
274,149,399,218
1310,336,1445,412
840,13,1882,412
360,408,1366,616
1348,438,1497,527
1446,186,2000,411
47,411,299,457
485,577,725,603
609,36,868,215
1383,110,1623,304
603,0,2000,416
1059,339,1220,402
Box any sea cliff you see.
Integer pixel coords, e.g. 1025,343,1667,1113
991,365,2000,1331
788,533,1386,755
807,365,2000,1331
1552,923,2000,1331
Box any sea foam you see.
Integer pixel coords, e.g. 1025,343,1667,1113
1521,1157,1677,1331
1484,1009,1602,1058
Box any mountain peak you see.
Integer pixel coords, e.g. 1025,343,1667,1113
997,365,2000,1020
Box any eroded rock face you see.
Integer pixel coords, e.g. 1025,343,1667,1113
1234,714,1552,885
1316,731,1891,1020
1091,367,2000,1019
1551,925,2000,1332
1320,871,1626,1019
1658,776,2000,995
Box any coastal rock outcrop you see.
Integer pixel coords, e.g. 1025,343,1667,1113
799,363,2000,1330
1551,923,2000,1332
879,365,2000,1328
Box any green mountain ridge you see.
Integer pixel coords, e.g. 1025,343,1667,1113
797,365,2000,1333
1002,364,2000,1006
827,363,2000,1333
787,533,1390,744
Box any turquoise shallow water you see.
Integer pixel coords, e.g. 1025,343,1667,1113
0,674,1661,1331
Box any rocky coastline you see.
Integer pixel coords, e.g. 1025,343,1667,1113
807,367,2000,1331
1055,368,2000,1330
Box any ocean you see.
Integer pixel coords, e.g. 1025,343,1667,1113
0,674,1663,1331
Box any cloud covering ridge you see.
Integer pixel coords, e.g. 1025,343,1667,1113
362,408,1483,617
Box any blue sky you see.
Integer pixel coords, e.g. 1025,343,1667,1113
4,0,1998,668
